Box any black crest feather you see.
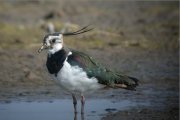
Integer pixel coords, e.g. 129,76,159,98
63,25,93,36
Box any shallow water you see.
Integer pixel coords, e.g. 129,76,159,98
0,99,149,120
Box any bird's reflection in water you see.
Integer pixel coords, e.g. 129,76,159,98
74,112,77,120
81,113,85,120
74,113,85,120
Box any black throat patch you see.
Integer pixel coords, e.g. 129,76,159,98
46,49,67,76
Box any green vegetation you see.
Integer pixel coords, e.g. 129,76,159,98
0,22,120,50
0,23,43,49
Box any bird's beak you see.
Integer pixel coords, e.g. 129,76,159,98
38,44,46,53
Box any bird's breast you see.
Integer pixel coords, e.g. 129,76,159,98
52,60,103,93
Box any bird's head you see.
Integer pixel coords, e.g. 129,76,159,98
38,33,64,54
38,26,93,54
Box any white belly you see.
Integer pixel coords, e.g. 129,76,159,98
52,61,103,94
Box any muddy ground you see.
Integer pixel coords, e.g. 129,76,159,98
0,0,179,120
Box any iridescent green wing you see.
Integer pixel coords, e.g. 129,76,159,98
67,50,138,90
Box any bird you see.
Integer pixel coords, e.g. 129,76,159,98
38,26,139,114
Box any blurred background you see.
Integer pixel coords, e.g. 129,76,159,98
0,0,179,120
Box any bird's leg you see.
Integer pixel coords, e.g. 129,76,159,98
72,94,77,113
81,95,85,114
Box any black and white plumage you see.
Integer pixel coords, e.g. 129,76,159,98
38,26,139,114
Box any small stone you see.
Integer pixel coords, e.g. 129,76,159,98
5,100,11,104
105,108,117,112
18,93,26,96
91,111,96,113
25,71,38,80
108,42,118,47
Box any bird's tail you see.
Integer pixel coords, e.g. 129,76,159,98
111,72,139,90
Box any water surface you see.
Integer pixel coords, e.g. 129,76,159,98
0,99,149,120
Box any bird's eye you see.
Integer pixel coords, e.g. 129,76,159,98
51,39,56,43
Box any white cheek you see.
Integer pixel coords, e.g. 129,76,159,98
55,43,63,50
48,43,63,54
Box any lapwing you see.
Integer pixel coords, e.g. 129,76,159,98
38,26,139,114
